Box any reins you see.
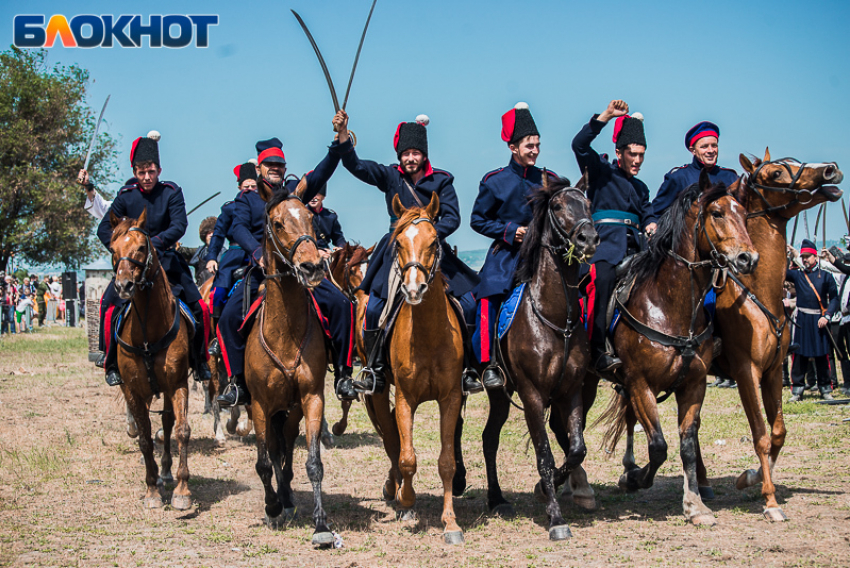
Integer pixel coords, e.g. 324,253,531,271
745,158,816,219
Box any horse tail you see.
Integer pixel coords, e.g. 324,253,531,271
593,388,629,455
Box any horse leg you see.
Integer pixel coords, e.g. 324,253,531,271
621,404,639,479
126,403,139,438
265,410,293,527
301,393,334,547
437,395,464,545
280,405,303,518
524,394,571,541
226,404,240,435
749,363,788,521
693,415,714,501
126,391,161,508
320,415,335,450
369,389,402,501
550,399,595,511
394,394,419,517
236,405,254,437
252,402,283,527
332,399,352,436
159,398,174,485
619,388,667,492
452,408,467,497
169,384,192,510
483,388,514,516
677,386,715,526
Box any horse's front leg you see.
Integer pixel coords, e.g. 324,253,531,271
452,406,467,497
437,394,464,545
125,390,161,508
677,380,715,525
159,397,174,485
483,387,514,515
619,384,667,492
301,392,334,547
394,393,418,516
549,394,594,511
169,381,192,510
252,401,282,526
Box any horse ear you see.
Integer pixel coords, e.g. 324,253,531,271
542,169,550,189
763,147,771,163
137,207,148,229
730,176,749,208
392,194,405,219
739,153,756,174
425,192,440,220
367,244,375,255
576,169,590,193
257,179,274,203
293,176,309,201
109,210,121,229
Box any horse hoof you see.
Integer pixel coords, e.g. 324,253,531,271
144,497,162,509
320,433,335,450
331,422,346,436
452,478,467,497
444,531,464,545
171,494,192,510
284,507,297,521
689,513,717,526
397,508,416,522
533,482,547,503
236,419,252,437
127,425,138,438
225,418,237,435
571,495,598,511
698,486,715,501
312,531,334,547
618,474,639,493
491,503,516,518
548,525,572,541
764,507,788,522
736,469,759,490
382,485,394,502
214,435,226,447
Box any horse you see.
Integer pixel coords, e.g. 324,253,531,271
597,172,758,525
713,150,842,521
243,178,336,546
199,275,227,445
479,174,600,541
108,209,195,510
361,193,469,544
326,242,373,436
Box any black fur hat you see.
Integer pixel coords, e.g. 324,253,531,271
501,103,539,144
234,162,258,185
394,115,429,159
130,130,161,167
613,115,646,149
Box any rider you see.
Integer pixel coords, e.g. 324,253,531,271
330,110,483,396
572,99,657,375
93,132,212,386
471,102,556,389
308,185,346,252
183,216,219,286
217,136,357,407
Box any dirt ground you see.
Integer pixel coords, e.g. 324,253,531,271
1,327,849,568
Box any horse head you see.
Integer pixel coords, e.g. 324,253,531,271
261,176,324,288
109,208,160,300
695,169,759,275
739,148,843,218
330,241,373,300
392,193,441,305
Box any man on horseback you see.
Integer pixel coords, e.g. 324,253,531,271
308,185,346,255
94,132,212,386
217,137,357,407
786,239,839,401
651,121,738,217
330,110,483,396
470,102,555,389
572,99,657,375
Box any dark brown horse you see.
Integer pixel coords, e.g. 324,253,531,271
480,175,599,541
362,194,468,544
243,178,335,545
598,173,758,525
714,150,842,521
109,209,194,509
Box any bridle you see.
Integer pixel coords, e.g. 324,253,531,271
746,157,820,219
263,196,319,286
342,251,368,301
113,227,160,290
543,187,594,265
393,217,443,287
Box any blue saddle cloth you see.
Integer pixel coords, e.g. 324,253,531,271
114,299,196,341
609,288,716,336
497,283,527,340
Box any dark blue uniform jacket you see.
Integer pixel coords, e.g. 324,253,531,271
331,139,479,300
310,207,346,249
786,265,838,357
206,199,247,294
97,180,200,303
652,157,738,216
471,158,555,298
572,115,657,265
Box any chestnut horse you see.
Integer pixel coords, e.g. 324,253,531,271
109,209,194,510
480,175,600,541
713,150,842,521
598,173,758,525
243,179,335,546
362,193,467,544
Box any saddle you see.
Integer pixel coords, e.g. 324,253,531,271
114,298,196,340
237,288,332,342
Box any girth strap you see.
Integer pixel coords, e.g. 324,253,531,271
116,300,182,394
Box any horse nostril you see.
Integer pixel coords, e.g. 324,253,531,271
593,235,601,247
417,283,428,297
824,165,837,181
576,233,587,243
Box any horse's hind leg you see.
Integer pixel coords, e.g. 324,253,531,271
169,383,192,510
280,406,302,518
677,385,715,525
301,393,333,547
266,410,294,525
619,387,667,492
751,364,788,521
483,387,513,515
252,402,283,527
332,399,352,436
437,395,464,545
159,398,174,485
126,391,161,508
452,407,467,497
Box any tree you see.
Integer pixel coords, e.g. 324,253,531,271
0,47,119,271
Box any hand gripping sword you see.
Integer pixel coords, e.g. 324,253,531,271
82,95,111,174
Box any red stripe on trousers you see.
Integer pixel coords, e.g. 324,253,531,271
480,297,490,363
217,325,233,378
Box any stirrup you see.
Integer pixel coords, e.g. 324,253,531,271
353,367,382,395
462,368,484,395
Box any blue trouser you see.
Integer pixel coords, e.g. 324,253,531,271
364,290,476,331
219,276,354,378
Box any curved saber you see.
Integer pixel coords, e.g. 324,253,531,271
291,10,340,112
187,191,221,216
342,0,378,110
83,95,111,171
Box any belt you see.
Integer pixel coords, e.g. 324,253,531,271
797,307,824,316
227,244,242,250
592,210,640,229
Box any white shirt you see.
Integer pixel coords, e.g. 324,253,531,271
49,282,62,297
84,191,112,220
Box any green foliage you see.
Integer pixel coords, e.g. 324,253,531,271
0,47,119,270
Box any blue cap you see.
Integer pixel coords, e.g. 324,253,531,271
685,121,719,149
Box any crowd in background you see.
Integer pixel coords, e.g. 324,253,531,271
0,272,81,335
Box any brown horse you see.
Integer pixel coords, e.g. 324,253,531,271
362,194,467,544
599,173,758,525
479,175,600,541
109,209,194,510
198,275,227,445
713,150,842,521
327,242,373,436
243,179,335,545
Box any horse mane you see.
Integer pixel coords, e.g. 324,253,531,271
628,180,730,285
264,188,300,213
516,175,573,283
109,217,138,246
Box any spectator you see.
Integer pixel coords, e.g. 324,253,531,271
35,275,49,327
15,278,33,333
1,274,15,335
821,247,850,396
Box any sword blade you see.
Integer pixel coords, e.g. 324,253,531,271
822,203,827,249
813,203,823,235
291,10,341,112
803,209,811,241
341,0,378,110
842,197,850,234
83,94,111,172
790,214,799,245
187,191,221,217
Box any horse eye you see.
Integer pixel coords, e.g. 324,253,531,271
711,210,723,219
772,170,783,179
552,203,562,212
274,221,284,231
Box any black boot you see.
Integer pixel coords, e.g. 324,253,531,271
462,327,484,394
208,337,220,357
481,332,504,390
353,329,386,395
217,374,250,407
334,367,358,401
594,352,622,375
103,342,122,386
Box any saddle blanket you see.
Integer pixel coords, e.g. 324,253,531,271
115,299,195,340
497,283,527,340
